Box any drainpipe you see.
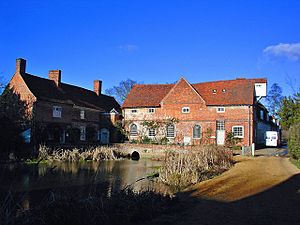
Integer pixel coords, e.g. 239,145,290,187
248,105,251,146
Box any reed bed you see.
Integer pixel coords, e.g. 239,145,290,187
38,145,130,162
1,187,177,225
160,145,233,189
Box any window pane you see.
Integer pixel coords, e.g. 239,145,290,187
193,125,201,138
216,121,225,130
166,124,175,138
148,128,156,137
130,124,138,136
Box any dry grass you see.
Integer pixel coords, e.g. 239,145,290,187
38,145,130,162
159,145,233,190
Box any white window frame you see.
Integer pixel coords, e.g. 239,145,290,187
52,106,62,118
182,107,190,114
216,107,225,113
80,126,86,141
131,109,138,114
80,109,85,119
232,126,244,138
193,125,201,139
148,128,156,137
130,124,138,136
166,124,175,138
148,108,155,114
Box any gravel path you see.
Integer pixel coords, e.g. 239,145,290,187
157,156,300,225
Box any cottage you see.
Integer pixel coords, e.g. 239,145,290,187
8,58,121,145
122,77,278,147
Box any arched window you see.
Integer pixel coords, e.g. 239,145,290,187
166,124,175,138
193,125,201,139
130,124,138,136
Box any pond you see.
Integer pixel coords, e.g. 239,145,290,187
0,159,165,209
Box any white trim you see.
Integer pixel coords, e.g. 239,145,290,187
129,124,138,136
232,126,244,138
166,124,176,138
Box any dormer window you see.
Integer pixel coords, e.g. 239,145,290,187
212,89,217,94
182,107,190,114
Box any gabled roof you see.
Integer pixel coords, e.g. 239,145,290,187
21,73,120,112
122,78,267,108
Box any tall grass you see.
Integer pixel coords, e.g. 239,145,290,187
1,187,176,225
38,145,130,162
160,145,233,190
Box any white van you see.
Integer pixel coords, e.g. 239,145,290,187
266,131,280,147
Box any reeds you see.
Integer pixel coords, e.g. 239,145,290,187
1,187,176,225
38,145,130,162
159,145,233,189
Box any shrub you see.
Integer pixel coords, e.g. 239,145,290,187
289,123,300,160
160,146,233,190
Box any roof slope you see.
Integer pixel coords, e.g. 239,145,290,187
21,73,120,112
122,78,266,108
122,84,174,108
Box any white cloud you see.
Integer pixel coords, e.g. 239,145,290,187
263,43,300,61
119,44,139,52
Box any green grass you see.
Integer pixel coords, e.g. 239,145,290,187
290,159,300,169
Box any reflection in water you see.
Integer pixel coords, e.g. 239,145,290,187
0,159,166,209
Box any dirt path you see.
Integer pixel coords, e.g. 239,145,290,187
154,156,300,225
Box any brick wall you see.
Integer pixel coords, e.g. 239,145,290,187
124,78,254,146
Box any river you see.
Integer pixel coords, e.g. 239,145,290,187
0,159,165,209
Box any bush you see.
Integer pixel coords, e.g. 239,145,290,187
289,123,300,160
160,146,233,190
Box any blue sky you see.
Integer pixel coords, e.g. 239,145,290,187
0,0,299,96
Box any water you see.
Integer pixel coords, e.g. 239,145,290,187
0,159,164,209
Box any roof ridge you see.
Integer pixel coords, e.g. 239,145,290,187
192,77,266,85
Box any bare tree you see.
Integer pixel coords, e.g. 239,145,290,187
105,79,137,104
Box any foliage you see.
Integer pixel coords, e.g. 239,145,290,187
105,79,137,104
202,127,214,145
278,92,300,129
266,83,283,118
160,146,233,190
225,131,242,148
288,123,300,160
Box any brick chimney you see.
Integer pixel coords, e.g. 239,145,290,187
94,80,102,96
49,70,61,87
16,58,26,74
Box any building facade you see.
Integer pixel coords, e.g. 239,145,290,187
8,58,121,145
122,77,278,146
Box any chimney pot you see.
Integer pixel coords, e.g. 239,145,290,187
49,70,61,87
16,58,26,74
94,80,102,96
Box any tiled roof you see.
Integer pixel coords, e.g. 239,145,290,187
122,84,174,108
122,78,267,108
21,73,120,112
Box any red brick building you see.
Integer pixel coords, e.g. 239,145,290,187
122,77,277,146
8,58,121,145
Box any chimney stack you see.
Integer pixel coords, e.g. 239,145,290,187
94,80,102,96
49,70,61,87
16,58,26,74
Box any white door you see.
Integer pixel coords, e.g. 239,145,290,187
100,128,110,144
217,130,225,145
